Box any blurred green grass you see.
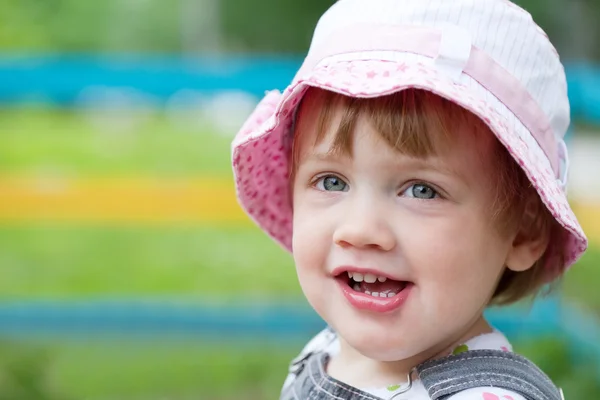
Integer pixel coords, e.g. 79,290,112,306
49,341,295,400
0,339,298,400
0,108,598,399
0,225,297,299
0,335,596,400
0,108,233,177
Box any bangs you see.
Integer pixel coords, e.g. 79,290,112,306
294,88,489,161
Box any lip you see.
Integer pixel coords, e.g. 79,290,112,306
335,277,413,313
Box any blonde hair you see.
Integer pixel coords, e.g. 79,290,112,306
291,88,564,305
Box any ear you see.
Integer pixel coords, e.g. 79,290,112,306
505,196,551,272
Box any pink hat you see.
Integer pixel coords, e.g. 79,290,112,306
232,0,588,269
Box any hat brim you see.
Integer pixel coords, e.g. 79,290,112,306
232,58,587,270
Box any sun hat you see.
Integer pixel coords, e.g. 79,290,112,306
231,0,588,269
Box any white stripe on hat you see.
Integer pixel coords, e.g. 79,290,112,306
299,0,569,183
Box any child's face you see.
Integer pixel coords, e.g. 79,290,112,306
291,98,516,362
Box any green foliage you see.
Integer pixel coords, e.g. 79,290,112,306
516,337,600,398
0,341,65,400
1,0,596,58
0,339,297,400
0,0,181,52
45,340,294,399
563,246,600,311
220,0,332,53
0,0,331,53
0,337,596,399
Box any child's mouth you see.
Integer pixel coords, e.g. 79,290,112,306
333,270,413,312
341,271,408,298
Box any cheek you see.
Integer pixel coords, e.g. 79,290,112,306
291,202,329,275
402,212,508,305
291,205,335,316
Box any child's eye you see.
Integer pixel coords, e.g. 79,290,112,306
315,175,349,192
402,183,438,199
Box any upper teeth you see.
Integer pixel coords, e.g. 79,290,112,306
348,271,387,283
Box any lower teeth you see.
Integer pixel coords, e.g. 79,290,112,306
351,283,397,298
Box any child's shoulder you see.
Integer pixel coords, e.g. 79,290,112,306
280,327,334,396
287,327,337,370
417,346,563,400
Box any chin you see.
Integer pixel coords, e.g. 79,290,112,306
336,321,420,361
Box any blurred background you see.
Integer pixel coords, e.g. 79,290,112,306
0,0,599,399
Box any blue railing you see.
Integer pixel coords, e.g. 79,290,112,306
1,297,598,379
0,53,301,105
0,298,597,355
0,54,599,125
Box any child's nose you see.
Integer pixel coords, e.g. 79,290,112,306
332,207,396,251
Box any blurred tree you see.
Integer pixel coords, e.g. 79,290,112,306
0,342,65,400
103,0,181,53
515,0,600,61
517,337,600,399
0,0,181,53
0,0,111,51
220,0,332,53
0,0,598,60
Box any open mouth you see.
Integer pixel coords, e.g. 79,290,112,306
337,271,409,298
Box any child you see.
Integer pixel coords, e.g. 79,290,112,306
232,0,588,399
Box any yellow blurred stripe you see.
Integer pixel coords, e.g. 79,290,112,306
1,176,600,245
0,177,249,223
